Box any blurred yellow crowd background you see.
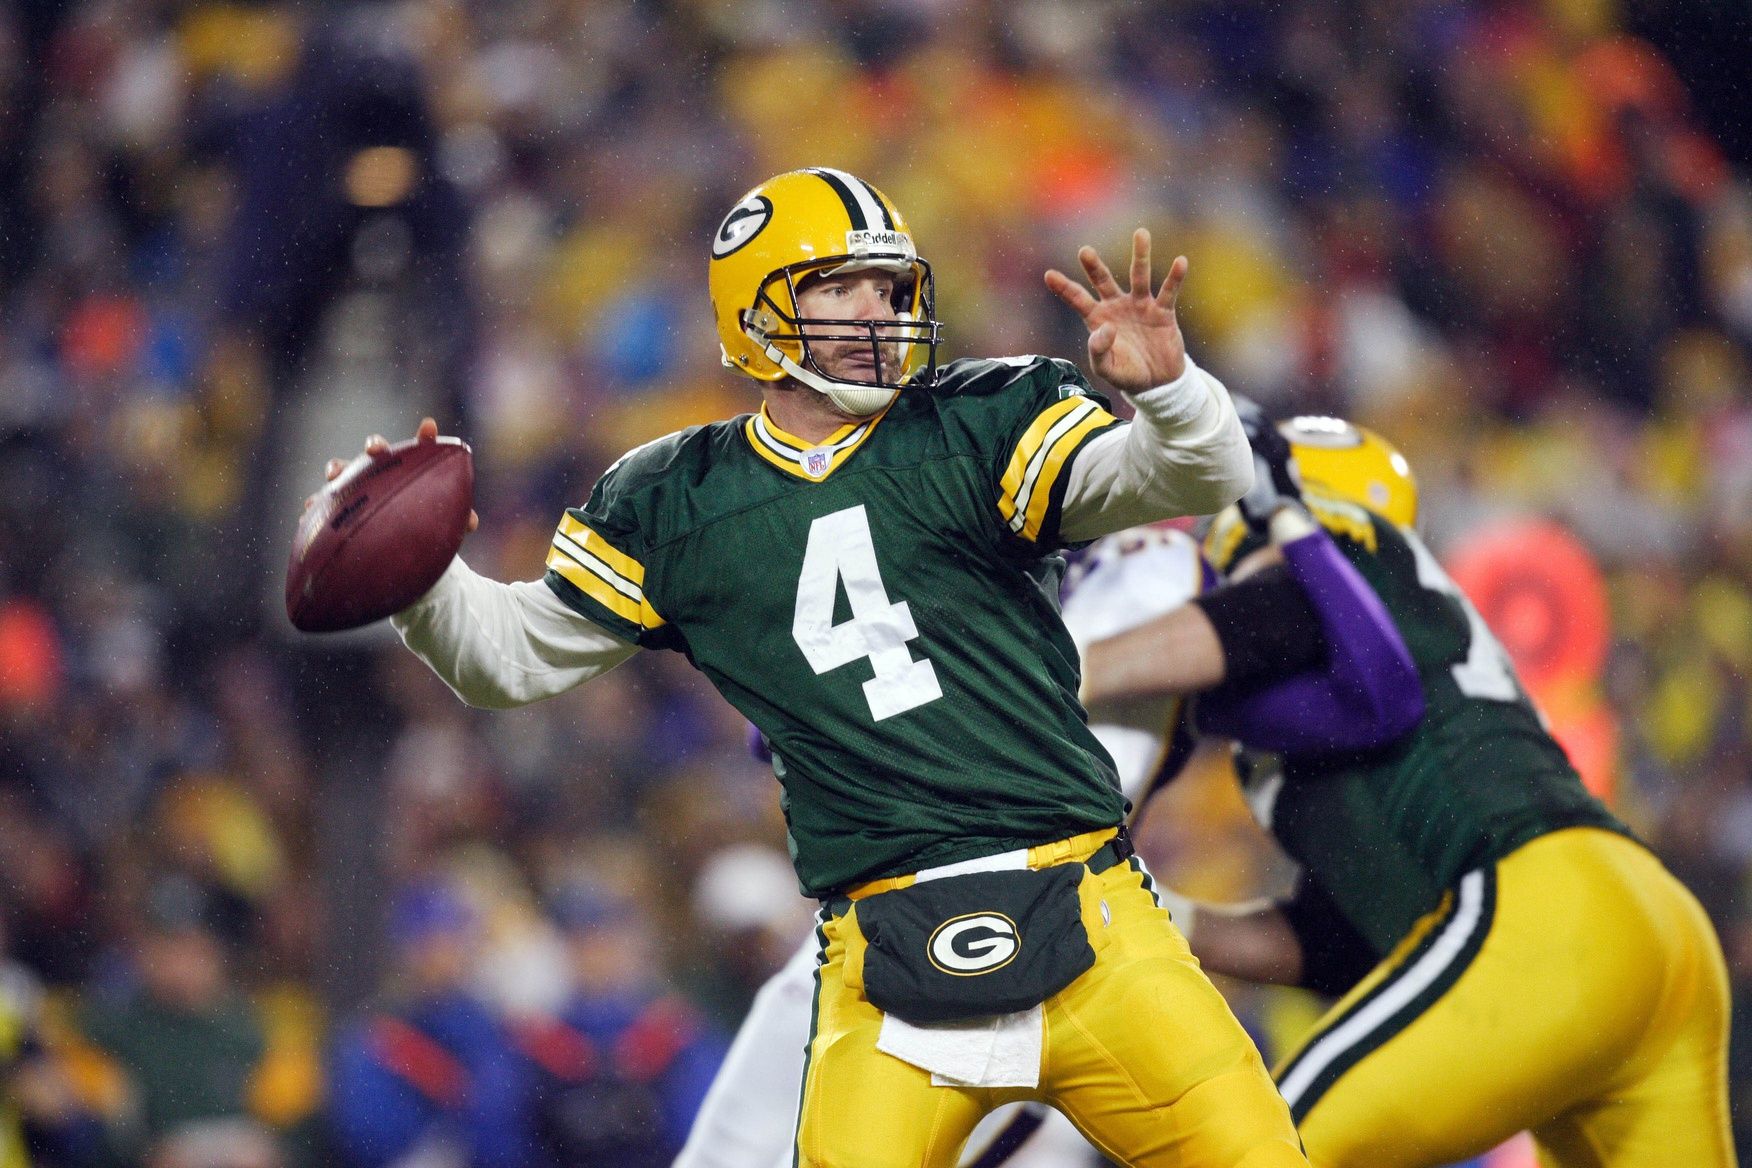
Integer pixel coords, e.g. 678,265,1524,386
0,1,1748,1165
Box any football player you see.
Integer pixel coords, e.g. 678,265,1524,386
678,512,1427,1168
338,169,1311,1166
1081,413,1735,1168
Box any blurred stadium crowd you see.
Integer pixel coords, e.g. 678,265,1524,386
0,0,1749,1164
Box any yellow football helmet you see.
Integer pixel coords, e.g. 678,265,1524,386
708,168,940,415
1280,415,1419,527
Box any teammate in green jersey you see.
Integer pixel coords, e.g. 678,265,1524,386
1081,411,1733,1168
326,169,1308,1167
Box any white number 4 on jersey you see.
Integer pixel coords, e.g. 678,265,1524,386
793,505,943,720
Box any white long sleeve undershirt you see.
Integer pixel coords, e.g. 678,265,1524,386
1059,353,1252,542
392,562,638,708
392,353,1252,709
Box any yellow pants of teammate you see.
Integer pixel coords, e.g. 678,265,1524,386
796,828,1308,1167
1277,828,1732,1168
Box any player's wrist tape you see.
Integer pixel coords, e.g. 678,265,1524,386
1158,888,1198,943
1192,567,1323,687
1268,503,1317,544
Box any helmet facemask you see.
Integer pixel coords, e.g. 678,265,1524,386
742,255,941,417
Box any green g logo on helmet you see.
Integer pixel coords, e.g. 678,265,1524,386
708,168,942,415
712,194,773,259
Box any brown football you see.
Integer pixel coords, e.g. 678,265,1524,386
286,436,474,633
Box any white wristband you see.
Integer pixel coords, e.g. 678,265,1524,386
1268,502,1318,544
1123,353,1208,428
1157,887,1199,944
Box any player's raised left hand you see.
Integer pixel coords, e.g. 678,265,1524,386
1045,229,1188,394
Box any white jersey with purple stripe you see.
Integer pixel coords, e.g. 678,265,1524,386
1060,524,1209,804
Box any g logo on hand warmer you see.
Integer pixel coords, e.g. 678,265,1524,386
927,912,1020,975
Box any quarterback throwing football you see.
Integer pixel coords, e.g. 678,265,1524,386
331,169,1309,1167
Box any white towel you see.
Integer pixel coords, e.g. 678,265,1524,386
870,847,1045,1089
876,1005,1044,1088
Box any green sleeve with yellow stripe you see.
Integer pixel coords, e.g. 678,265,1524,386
933,355,1123,549
544,508,670,647
529,377,1131,893
542,433,692,651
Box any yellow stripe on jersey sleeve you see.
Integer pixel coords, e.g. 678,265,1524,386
1016,407,1118,541
546,519,665,630
998,398,1086,527
997,396,1119,542
557,513,646,585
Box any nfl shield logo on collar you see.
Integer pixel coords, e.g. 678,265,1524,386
803,448,832,478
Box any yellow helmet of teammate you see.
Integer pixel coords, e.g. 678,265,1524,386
1280,415,1419,527
708,168,940,415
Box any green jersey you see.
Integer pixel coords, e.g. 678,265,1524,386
545,357,1128,896
1207,497,1632,959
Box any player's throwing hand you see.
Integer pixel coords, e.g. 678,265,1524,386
1045,228,1189,394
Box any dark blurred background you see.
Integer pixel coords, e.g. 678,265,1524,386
0,1,1749,1166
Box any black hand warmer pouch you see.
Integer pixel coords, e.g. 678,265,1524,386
855,864,1095,1025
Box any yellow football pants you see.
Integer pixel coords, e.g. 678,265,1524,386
1276,828,1732,1168
796,829,1308,1167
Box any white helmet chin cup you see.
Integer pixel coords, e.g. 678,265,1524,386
756,336,899,417
818,381,899,416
